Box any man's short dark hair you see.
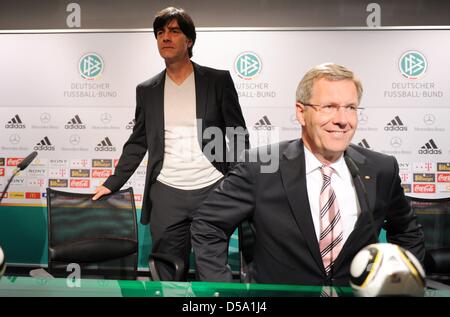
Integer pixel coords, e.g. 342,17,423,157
153,7,196,58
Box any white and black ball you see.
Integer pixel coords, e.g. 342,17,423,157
350,243,425,297
0,246,5,278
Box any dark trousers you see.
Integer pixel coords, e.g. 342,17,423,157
149,180,221,281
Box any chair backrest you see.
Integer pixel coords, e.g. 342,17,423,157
47,187,138,280
406,195,450,281
238,219,256,283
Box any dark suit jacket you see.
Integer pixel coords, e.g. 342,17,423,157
191,139,425,286
103,62,249,225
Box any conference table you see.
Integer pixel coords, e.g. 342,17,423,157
0,275,449,297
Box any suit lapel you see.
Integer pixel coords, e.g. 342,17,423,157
333,146,377,269
151,70,165,146
345,146,377,229
193,62,208,120
280,140,324,270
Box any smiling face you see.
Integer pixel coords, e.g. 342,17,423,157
156,19,192,64
296,78,359,164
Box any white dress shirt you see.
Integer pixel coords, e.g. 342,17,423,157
304,146,361,244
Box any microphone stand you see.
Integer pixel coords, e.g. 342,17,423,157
0,151,37,204
0,167,21,204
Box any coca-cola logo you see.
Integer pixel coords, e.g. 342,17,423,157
437,173,450,183
7,157,23,166
0,168,4,177
413,184,436,193
70,179,90,188
92,169,112,178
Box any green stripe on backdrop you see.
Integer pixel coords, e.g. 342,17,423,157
0,206,48,264
0,206,241,272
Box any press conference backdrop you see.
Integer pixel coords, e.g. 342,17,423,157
0,28,449,268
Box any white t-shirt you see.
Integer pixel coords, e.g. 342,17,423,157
157,72,223,190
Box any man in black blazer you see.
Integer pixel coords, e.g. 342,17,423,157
191,63,424,286
93,7,249,280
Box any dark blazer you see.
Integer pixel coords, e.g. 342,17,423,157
191,139,425,286
103,62,249,225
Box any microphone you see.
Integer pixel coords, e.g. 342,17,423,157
344,154,379,242
17,151,38,171
0,151,38,203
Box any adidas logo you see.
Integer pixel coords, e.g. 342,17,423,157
34,136,55,151
5,114,26,129
254,115,274,130
418,139,442,155
384,116,407,131
95,137,116,152
65,115,86,129
126,119,136,130
358,139,371,149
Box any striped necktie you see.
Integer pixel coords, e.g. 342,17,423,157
319,165,343,275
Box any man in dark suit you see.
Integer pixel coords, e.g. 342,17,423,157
191,63,425,286
93,7,249,280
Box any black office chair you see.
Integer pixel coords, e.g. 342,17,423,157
47,187,138,280
238,219,256,283
406,195,450,284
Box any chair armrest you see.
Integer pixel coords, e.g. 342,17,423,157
148,253,185,281
425,247,450,274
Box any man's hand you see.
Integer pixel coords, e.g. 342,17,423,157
92,185,112,200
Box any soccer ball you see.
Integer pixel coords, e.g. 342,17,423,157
350,243,425,297
0,246,5,278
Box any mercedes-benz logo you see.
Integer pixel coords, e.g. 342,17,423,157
40,113,51,124
100,113,112,124
9,134,21,144
390,137,402,148
423,113,435,125
358,112,368,125
69,134,80,145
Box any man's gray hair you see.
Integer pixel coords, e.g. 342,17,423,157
296,63,363,104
